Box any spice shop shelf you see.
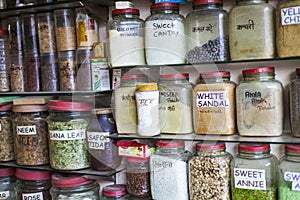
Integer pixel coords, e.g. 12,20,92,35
0,90,113,97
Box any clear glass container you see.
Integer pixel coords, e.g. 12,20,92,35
102,184,129,200
21,13,39,54
37,12,57,53
108,8,145,67
0,29,10,92
10,54,25,92
289,68,300,137
76,48,92,91
0,103,14,162
235,67,284,136
229,0,275,61
7,16,22,54
58,50,77,91
145,3,186,65
24,53,41,92
0,167,16,200
40,52,59,91
186,0,229,63
231,143,277,199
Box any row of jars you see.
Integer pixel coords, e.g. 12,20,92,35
108,0,300,67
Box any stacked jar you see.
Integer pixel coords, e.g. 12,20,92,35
0,30,10,91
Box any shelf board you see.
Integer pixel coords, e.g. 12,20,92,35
0,90,113,97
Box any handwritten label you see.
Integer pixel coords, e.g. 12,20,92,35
281,6,300,25
234,168,266,190
244,90,275,111
160,91,180,103
22,192,43,200
49,130,86,141
192,23,215,33
284,172,300,191
0,191,9,200
151,21,181,38
87,131,110,150
17,125,36,135
196,91,229,108
137,98,155,107
236,19,255,30
116,25,142,37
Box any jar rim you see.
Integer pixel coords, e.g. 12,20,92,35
193,0,223,5
200,71,230,78
15,169,52,181
285,144,300,153
112,8,140,15
103,184,127,197
160,73,189,79
196,142,226,150
151,2,179,9
48,100,92,111
121,74,146,80
0,103,13,111
156,140,184,148
51,173,93,188
0,167,15,177
13,104,48,112
238,143,270,152
242,67,274,75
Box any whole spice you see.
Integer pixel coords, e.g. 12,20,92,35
40,53,59,91
7,16,22,54
0,104,14,162
10,59,25,92
56,27,76,51
58,51,77,91
37,13,57,53
24,54,41,92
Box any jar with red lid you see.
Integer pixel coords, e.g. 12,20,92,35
0,167,16,200
289,68,300,137
236,66,284,136
0,103,14,162
50,174,100,200
47,100,92,170
231,143,277,199
102,184,129,200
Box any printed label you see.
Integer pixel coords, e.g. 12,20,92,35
234,168,266,190
284,172,300,191
91,61,110,91
281,6,300,25
0,191,9,200
49,130,86,141
17,125,36,135
22,192,43,200
236,19,255,30
153,160,173,169
196,91,229,108
87,131,110,150
77,21,87,42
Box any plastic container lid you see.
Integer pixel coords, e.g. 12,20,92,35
196,142,226,151
48,100,92,111
121,74,146,80
13,104,48,113
285,144,300,153
0,30,8,35
200,71,230,77
193,0,222,5
15,169,52,181
103,184,128,197
51,174,93,188
151,2,179,9
112,8,140,15
238,143,270,152
160,73,189,79
242,67,275,75
127,157,149,163
156,140,184,148
0,103,13,111
136,82,158,91
0,167,15,177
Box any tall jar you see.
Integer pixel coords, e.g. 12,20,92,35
13,104,49,166
47,100,91,170
235,67,284,136
58,50,77,91
278,144,300,199
231,143,277,199
150,140,191,200
229,0,275,61
40,52,59,91
145,3,186,65
76,48,92,91
289,68,300,137
0,167,16,200
159,73,193,134
113,74,147,134
24,52,41,92
193,71,236,134
7,16,22,54
0,103,14,162
21,13,39,54
186,0,229,63
50,174,100,200
108,8,145,67
0,30,10,92
102,184,129,200
10,54,25,92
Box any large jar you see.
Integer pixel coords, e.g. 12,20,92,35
186,0,229,63
50,174,100,200
145,3,186,65
150,140,191,200
189,142,232,200
108,8,145,67
13,104,49,166
289,68,300,137
47,100,91,170
278,144,300,199
231,143,277,199
0,103,14,162
0,167,16,200
229,0,275,61
193,71,236,134
159,73,193,134
102,184,129,200
235,67,284,136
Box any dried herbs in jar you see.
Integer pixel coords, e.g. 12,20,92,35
0,103,14,162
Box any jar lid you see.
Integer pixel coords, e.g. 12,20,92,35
92,108,112,115
285,144,300,153
160,73,189,79
242,67,275,75
238,143,270,152
13,104,48,113
103,184,127,197
48,100,92,111
15,169,52,181
156,140,184,148
51,174,93,188
193,0,222,5
196,142,226,151
151,2,179,9
127,157,149,163
121,74,146,80
0,30,8,35
112,8,140,15
0,167,15,177
0,103,13,111
136,82,158,91
200,71,230,78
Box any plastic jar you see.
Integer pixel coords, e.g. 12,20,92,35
15,169,51,200
289,68,300,137
13,103,49,165
235,67,284,136
0,103,14,162
40,52,59,91
145,3,186,65
50,174,100,200
7,16,22,54
229,0,275,61
10,54,25,92
186,0,229,63
47,100,92,170
24,53,41,92
0,167,16,200
37,12,57,53
159,73,193,134
113,74,147,134
58,50,77,91
231,143,277,199
150,140,191,200
108,8,145,67
76,48,92,91
189,142,232,200
102,184,129,200
0,29,10,92
21,13,39,54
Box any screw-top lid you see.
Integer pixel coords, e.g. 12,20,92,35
13,104,48,113
127,157,149,163
242,67,275,75
156,140,184,148
0,167,15,177
285,144,300,153
15,169,52,181
200,71,230,78
151,2,179,9
196,142,226,151
160,73,189,79
121,74,146,80
51,174,93,188
48,100,92,111
92,108,112,115
112,8,140,15
193,0,222,5
0,103,13,111
136,82,158,91
238,143,270,152
0,30,8,35
103,184,128,197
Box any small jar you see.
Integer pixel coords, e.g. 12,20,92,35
108,8,145,67
10,54,25,92
231,143,277,199
193,71,236,134
0,103,14,162
145,3,186,65
0,167,16,200
150,140,191,200
24,53,41,92
47,100,92,170
229,0,275,61
290,68,300,137
40,52,59,91
37,12,57,53
58,50,77,91
13,103,49,166
102,184,129,200
15,169,51,200
0,30,10,92
50,174,100,200
7,16,23,54
76,48,92,91
185,0,229,63
278,144,300,199
21,13,39,54
159,73,193,134
126,157,151,198
236,67,284,136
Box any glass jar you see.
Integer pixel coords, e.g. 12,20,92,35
10,54,25,92
7,16,22,54
13,104,49,165
47,100,92,170
102,184,129,200
108,8,145,67
76,48,92,91
50,174,100,200
289,68,300,137
24,53,41,92
21,13,39,54
229,0,275,61
40,52,59,91
0,167,16,200
58,50,77,91
186,0,229,63
113,74,147,134
193,71,236,134
150,140,191,200
231,143,277,199
37,12,57,53
145,3,186,65
159,73,193,134
235,67,284,136
278,144,300,199
15,168,52,200
126,157,151,198
0,29,10,92
0,103,14,162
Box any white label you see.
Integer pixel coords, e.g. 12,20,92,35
196,91,229,108
0,123,2,132
234,168,266,190
87,131,110,150
22,192,43,200
0,191,9,199
281,6,300,25
17,125,36,135
284,172,300,191
49,130,86,141
91,61,110,91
